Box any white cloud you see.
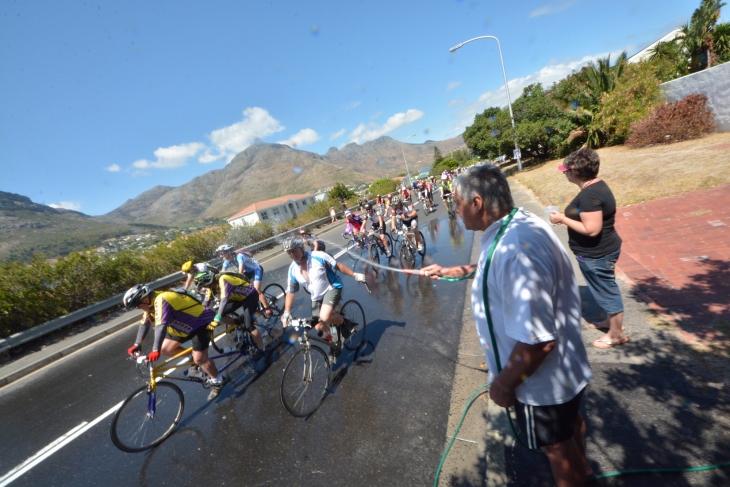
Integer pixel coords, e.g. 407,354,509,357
206,107,284,163
105,164,120,172
343,101,361,110
277,128,321,148
529,0,580,18
330,128,346,141
348,109,424,144
370,111,383,120
133,142,205,169
447,99,465,108
448,50,624,136
446,81,462,92
48,201,82,211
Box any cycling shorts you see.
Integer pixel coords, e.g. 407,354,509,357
244,266,264,282
401,218,418,229
167,326,212,352
311,287,342,320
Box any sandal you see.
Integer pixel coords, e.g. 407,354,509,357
592,336,630,349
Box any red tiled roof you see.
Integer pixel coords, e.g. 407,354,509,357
227,194,314,221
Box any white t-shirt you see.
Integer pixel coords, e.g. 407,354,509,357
286,251,343,302
471,209,592,406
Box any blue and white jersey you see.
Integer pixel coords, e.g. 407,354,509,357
222,252,261,273
286,251,342,302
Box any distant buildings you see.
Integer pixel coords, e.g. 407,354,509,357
227,193,318,226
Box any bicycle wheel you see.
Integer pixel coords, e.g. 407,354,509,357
417,231,426,256
399,244,415,269
280,347,330,417
111,381,185,452
262,283,285,318
341,300,366,351
346,239,360,261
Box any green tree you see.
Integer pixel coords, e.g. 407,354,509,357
592,62,663,146
433,147,444,167
328,182,355,200
549,68,597,112
511,83,573,158
677,0,727,71
368,178,399,196
713,21,730,62
463,106,513,160
584,52,628,104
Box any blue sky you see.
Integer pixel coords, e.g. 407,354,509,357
0,0,711,216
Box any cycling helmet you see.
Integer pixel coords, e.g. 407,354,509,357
363,203,371,210
123,284,151,311
181,260,193,273
391,195,401,205
216,244,234,254
194,270,216,288
345,210,352,217
282,236,305,252
298,227,307,235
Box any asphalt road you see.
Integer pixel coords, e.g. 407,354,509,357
0,197,475,487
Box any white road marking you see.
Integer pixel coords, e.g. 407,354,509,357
0,401,122,486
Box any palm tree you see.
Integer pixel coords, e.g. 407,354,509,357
713,21,730,62
584,52,628,100
677,0,726,71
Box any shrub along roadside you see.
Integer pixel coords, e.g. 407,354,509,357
626,93,716,148
0,226,232,339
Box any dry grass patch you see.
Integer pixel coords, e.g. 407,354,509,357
509,132,730,208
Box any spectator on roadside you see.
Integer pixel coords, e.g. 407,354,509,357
421,165,593,487
329,206,337,223
550,147,629,349
341,198,347,212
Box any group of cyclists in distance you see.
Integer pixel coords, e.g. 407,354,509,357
122,167,464,400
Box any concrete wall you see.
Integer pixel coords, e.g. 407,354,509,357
661,62,730,132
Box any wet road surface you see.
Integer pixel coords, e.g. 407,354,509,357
0,199,477,486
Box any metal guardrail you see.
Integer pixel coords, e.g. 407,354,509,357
0,205,360,354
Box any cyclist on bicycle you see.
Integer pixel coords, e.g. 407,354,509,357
181,260,211,292
390,194,423,252
280,236,366,359
344,210,364,235
217,244,272,319
441,175,454,201
194,270,266,362
418,181,433,213
123,284,229,400
361,203,392,258
298,227,326,252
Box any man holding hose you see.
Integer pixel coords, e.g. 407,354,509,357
421,165,593,487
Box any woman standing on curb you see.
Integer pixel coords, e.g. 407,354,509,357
550,147,629,349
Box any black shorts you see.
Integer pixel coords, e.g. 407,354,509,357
167,326,212,352
513,387,585,449
311,288,342,321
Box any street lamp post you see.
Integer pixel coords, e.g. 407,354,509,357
449,35,522,171
400,133,416,186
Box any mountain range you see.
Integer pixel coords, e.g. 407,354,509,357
104,135,465,224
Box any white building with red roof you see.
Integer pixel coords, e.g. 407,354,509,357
227,193,318,226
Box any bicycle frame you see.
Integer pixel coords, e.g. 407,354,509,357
137,322,272,387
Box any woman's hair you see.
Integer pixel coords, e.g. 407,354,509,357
453,165,514,215
564,147,600,180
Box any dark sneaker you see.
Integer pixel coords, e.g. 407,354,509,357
185,364,203,378
207,376,228,401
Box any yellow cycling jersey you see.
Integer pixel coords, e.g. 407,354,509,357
142,291,214,339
